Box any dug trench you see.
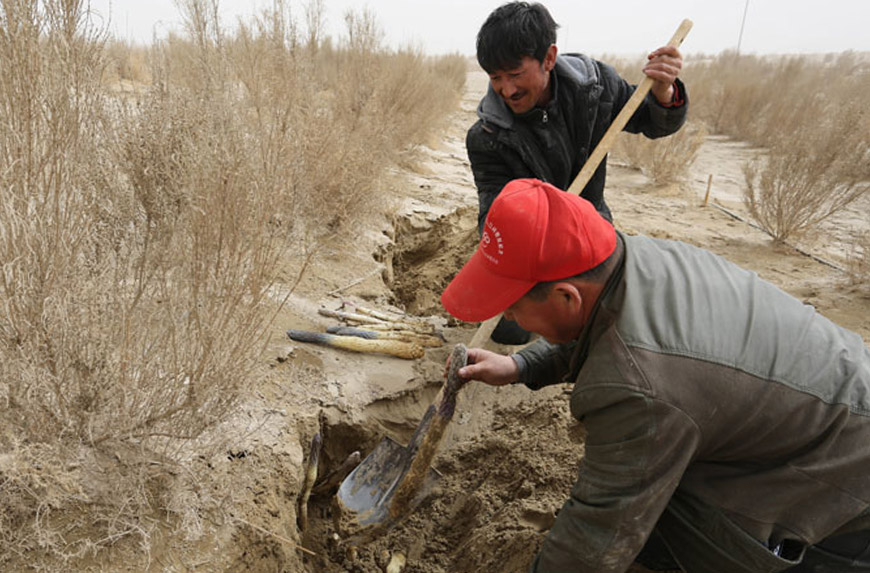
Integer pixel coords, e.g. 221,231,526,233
287,204,589,573
301,392,584,573
378,202,478,317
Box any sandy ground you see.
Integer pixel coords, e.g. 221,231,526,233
53,70,867,572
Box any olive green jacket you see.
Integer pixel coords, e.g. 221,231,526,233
516,233,870,572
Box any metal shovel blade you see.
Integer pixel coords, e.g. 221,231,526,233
335,432,441,542
334,344,468,543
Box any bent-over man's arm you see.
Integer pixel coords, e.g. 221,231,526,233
530,385,700,572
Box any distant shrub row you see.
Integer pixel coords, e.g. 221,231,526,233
608,50,869,278
687,51,869,246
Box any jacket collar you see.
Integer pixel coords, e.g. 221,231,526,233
565,231,626,379
476,53,600,131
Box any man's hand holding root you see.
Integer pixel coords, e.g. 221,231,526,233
455,348,519,386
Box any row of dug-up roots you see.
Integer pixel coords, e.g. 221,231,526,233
286,301,445,360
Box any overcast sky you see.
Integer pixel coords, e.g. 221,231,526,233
88,0,870,57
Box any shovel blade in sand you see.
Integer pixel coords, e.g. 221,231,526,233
334,435,441,540
335,344,468,543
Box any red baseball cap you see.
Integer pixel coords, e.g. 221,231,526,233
441,179,616,322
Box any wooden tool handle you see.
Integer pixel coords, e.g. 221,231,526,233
568,18,693,195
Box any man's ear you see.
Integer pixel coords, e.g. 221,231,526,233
550,282,582,313
543,44,558,72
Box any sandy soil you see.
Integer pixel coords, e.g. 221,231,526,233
55,70,867,572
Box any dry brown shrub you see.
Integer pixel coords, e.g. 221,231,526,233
225,3,465,236
684,52,776,142
743,99,869,243
615,120,708,185
601,52,870,263
683,52,870,244
0,0,282,562
103,39,151,85
593,54,707,186
683,51,869,147
0,0,465,565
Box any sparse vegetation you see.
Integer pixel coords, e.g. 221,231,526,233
610,51,870,246
605,55,707,186
0,0,465,565
683,52,870,243
615,121,707,185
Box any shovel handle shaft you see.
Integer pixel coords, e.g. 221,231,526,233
568,18,692,196
468,315,502,349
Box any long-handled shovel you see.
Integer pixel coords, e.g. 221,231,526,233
332,19,692,544
334,344,468,542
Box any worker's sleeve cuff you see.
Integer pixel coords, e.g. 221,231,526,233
658,80,685,108
509,353,528,385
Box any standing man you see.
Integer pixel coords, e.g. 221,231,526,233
441,178,870,573
468,2,688,343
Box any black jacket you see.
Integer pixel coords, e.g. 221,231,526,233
466,54,688,230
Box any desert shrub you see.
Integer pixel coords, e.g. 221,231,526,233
615,120,708,185
0,0,283,561
0,0,466,565
223,3,465,236
602,51,870,249
103,39,151,85
684,52,776,142
743,99,869,243
682,52,870,244
683,51,869,148
592,54,707,185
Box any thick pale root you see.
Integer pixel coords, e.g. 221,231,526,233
287,329,424,359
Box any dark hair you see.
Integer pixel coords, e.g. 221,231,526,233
476,2,559,73
524,243,621,302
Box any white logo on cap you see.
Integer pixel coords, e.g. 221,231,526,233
482,221,504,265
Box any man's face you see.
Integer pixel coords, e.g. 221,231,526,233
487,46,556,115
503,286,583,344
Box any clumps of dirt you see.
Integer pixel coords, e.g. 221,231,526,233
300,388,585,572
378,205,478,317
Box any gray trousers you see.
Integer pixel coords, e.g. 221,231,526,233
636,491,870,573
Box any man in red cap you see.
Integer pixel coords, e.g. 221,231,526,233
441,178,870,573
